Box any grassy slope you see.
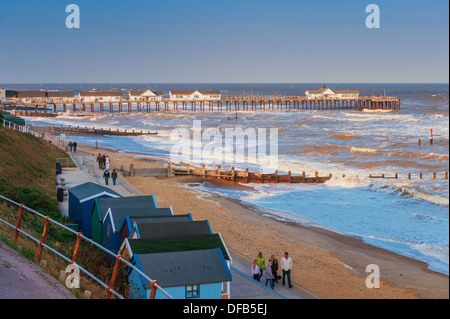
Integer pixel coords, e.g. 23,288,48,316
0,126,73,218
0,126,129,298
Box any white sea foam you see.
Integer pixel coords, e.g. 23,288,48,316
350,146,381,153
362,108,394,113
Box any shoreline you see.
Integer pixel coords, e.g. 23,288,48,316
49,134,449,299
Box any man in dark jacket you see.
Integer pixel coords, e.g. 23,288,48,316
111,169,118,185
103,170,110,185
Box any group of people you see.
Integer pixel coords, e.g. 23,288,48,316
251,251,293,290
96,153,110,170
68,140,78,153
96,153,118,186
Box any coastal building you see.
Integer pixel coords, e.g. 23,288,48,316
14,91,47,103
121,233,233,299
91,195,159,244
68,182,121,238
0,88,15,103
127,248,232,299
102,206,173,253
120,214,193,243
128,89,164,101
126,220,213,241
78,91,123,103
169,90,221,101
46,92,75,103
305,85,360,100
0,88,5,103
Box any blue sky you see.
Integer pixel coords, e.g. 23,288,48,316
0,0,448,83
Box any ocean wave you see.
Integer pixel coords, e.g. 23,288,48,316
350,146,381,153
325,175,371,188
398,187,449,206
362,109,394,113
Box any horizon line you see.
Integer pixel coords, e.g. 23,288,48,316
1,82,449,85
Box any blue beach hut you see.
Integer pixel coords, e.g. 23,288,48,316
120,214,193,243
128,249,232,299
68,182,121,237
91,195,159,245
126,220,213,241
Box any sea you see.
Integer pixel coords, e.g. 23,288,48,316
4,83,449,275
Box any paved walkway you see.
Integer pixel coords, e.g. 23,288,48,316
0,241,74,299
63,150,322,299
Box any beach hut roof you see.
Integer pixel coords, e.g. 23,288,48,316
135,220,212,240
135,249,232,288
127,214,191,225
105,207,173,233
127,234,230,260
96,195,158,220
69,182,121,203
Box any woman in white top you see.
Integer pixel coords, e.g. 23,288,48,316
251,259,261,281
105,156,110,170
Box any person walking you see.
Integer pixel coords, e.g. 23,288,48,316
73,141,78,153
281,252,293,288
256,252,266,278
101,154,106,170
111,169,118,185
96,153,102,169
251,259,261,281
105,156,110,170
263,263,274,289
270,255,280,284
68,141,73,152
103,169,110,185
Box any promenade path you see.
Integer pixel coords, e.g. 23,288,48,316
0,241,74,299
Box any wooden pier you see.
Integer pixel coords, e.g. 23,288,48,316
30,123,156,136
6,95,401,117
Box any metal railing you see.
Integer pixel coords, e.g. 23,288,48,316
1,118,29,133
0,194,173,299
57,157,74,168
1,118,45,138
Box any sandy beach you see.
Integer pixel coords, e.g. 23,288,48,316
55,136,449,299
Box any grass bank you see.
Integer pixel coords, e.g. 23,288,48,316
0,126,129,299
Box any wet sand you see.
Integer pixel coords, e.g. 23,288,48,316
57,136,449,299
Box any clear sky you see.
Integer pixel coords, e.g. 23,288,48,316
0,0,448,83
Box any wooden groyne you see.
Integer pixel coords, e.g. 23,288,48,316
175,165,332,184
121,162,448,184
6,95,401,117
122,163,333,184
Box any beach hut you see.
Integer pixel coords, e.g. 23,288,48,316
128,249,232,299
91,195,158,244
68,182,121,237
126,220,213,241
121,233,233,299
120,214,193,244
